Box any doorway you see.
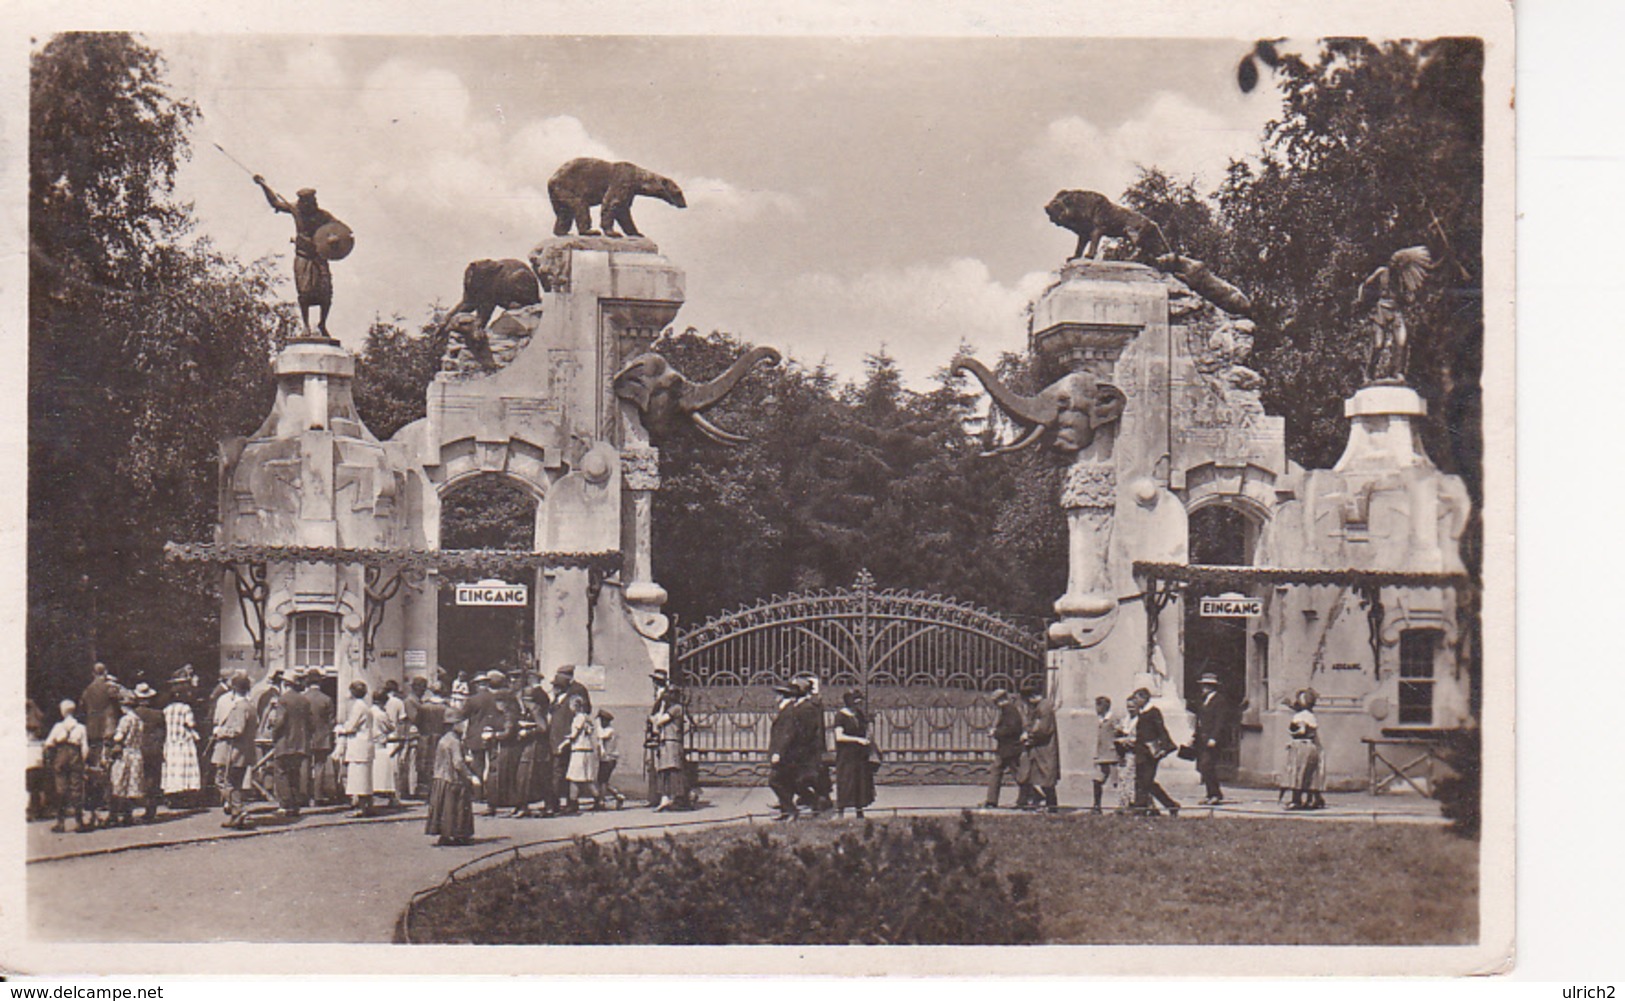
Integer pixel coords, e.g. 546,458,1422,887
1183,503,1260,774
437,476,538,679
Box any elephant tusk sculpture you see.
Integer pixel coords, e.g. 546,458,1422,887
614,345,782,446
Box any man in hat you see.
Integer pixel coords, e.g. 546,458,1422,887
1192,672,1235,805
212,671,260,829
983,688,1027,809
789,678,831,813
270,670,313,817
552,666,591,715
299,671,333,805
131,683,167,822
766,682,804,820
461,670,509,801
416,678,449,795
254,176,338,337
400,676,427,799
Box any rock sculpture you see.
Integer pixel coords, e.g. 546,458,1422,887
613,346,781,445
1046,190,1171,263
435,258,542,342
1155,253,1254,318
1355,246,1433,384
952,357,1127,457
549,158,687,239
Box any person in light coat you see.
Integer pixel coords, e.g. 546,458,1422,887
336,680,376,817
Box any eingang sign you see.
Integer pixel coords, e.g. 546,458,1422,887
455,580,529,606
1199,595,1263,618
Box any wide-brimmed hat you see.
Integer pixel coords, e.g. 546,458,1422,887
1198,673,1221,686
597,709,615,722
554,665,577,678
485,669,507,685
133,682,159,701
772,683,799,697
650,669,670,684
990,688,1010,702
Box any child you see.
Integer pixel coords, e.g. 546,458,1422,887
1090,695,1119,814
44,699,89,833
595,709,626,809
562,695,600,813
425,712,478,846
1283,689,1326,811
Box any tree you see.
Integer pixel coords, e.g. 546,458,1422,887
29,33,293,704
1125,39,1483,491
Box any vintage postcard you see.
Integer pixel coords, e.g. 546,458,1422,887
2,0,1515,977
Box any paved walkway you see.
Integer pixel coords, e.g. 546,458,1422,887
27,777,1445,943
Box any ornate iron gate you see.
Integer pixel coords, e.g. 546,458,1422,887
674,570,1046,784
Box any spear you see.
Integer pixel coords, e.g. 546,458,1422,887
212,142,263,183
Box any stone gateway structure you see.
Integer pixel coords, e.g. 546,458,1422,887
174,236,775,775
964,258,1472,794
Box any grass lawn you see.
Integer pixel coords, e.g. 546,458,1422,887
405,814,1477,945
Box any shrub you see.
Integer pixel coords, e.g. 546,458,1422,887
417,812,1040,944
1432,727,1481,838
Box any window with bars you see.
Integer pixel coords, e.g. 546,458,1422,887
1397,629,1438,725
292,613,339,675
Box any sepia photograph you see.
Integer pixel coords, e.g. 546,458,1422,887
7,1,1517,978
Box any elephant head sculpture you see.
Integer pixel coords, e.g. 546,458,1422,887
613,345,782,445
953,356,1127,457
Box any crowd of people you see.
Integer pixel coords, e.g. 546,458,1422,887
25,660,1330,838
24,660,695,843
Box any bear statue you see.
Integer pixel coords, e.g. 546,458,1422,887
548,158,687,239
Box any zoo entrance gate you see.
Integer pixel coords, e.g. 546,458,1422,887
674,571,1047,784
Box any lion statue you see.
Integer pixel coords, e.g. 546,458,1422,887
548,158,687,239
1046,190,1171,263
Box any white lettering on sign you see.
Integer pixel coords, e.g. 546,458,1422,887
455,582,529,606
1199,596,1263,618
404,649,428,669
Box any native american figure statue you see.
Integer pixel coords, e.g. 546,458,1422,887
1355,246,1433,384
254,177,353,338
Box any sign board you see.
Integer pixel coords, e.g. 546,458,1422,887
1199,596,1263,618
574,664,607,691
404,649,428,669
455,580,529,606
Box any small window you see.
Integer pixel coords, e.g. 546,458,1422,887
292,613,339,675
1397,629,1438,725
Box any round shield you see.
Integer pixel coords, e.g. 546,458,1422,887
313,220,355,261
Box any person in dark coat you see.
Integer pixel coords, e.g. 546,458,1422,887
1017,687,1061,812
547,677,579,814
766,683,803,820
646,671,689,811
270,672,312,816
513,685,555,817
790,678,831,813
304,672,336,805
833,689,876,817
1126,688,1181,817
80,662,120,825
415,680,449,796
131,684,167,822
460,670,506,798
425,710,478,846
1191,672,1234,805
482,677,523,817
983,688,1026,808
551,666,592,714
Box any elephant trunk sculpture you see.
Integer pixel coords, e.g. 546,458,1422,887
952,356,1127,457
614,345,782,445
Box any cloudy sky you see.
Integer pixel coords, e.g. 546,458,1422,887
158,35,1282,387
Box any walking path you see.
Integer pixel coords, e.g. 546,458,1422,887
27,778,1445,943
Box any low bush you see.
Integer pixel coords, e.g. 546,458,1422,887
416,812,1039,944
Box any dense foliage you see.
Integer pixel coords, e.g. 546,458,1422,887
407,813,1040,944
29,33,294,704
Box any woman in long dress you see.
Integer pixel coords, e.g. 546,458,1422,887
161,692,202,801
337,681,375,817
646,675,689,811
833,689,876,817
1283,689,1326,810
425,712,478,845
512,685,554,817
369,690,398,807
106,695,145,826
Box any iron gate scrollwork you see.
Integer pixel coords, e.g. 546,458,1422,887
675,570,1046,784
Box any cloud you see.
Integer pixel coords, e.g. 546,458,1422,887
512,116,618,169
680,176,804,222
1029,90,1269,196
358,60,472,135
682,257,1048,388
